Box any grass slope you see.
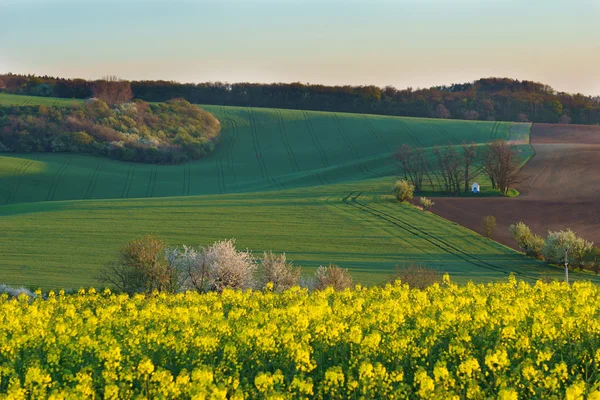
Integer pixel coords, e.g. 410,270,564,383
0,92,82,107
0,94,561,289
0,101,523,205
0,178,580,290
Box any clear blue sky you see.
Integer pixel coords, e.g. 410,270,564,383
1,0,598,95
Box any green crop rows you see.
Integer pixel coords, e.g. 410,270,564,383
0,94,573,289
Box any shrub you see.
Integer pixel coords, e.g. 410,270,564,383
483,215,496,239
203,239,256,292
99,235,179,294
509,222,532,250
391,264,441,289
258,251,301,292
0,284,35,299
314,264,353,291
165,245,208,292
542,229,594,268
0,99,221,164
527,234,545,259
509,222,544,258
392,179,414,202
419,197,434,210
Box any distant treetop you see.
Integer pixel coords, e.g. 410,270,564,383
0,73,598,124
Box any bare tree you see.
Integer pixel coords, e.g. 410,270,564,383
258,251,301,292
395,144,427,191
432,146,462,195
314,264,353,291
0,78,6,91
481,140,525,195
461,142,477,193
391,263,442,289
92,76,133,105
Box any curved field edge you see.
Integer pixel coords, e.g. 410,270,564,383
0,101,527,205
0,177,593,290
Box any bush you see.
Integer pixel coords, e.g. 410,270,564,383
542,229,594,268
203,239,256,292
483,215,496,239
509,222,544,258
509,222,531,250
419,197,434,210
99,235,179,294
0,284,35,299
392,179,414,202
0,99,221,164
314,264,353,291
258,251,301,292
165,245,208,292
527,234,545,259
391,264,441,289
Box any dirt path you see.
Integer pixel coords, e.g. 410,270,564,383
430,123,600,248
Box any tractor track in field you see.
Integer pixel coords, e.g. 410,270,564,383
361,115,391,153
428,120,459,145
5,160,33,205
343,191,537,280
224,118,240,192
145,167,157,198
303,111,331,185
461,120,487,138
84,161,104,200
121,166,136,199
248,108,286,190
394,117,424,147
46,159,71,201
247,108,268,180
3,161,24,204
216,155,226,194
276,109,301,172
490,121,500,140
331,113,377,179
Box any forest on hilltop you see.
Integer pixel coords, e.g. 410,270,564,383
0,98,220,163
1,74,599,124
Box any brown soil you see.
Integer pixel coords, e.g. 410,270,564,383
429,123,600,249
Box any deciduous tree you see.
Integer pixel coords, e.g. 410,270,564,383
481,140,524,195
92,76,133,105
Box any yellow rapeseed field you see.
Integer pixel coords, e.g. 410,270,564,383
1,277,600,399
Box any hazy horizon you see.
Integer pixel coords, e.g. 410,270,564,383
1,0,599,96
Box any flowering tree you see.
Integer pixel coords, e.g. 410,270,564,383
542,229,593,267
258,251,301,292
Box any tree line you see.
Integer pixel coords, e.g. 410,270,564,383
395,140,523,196
0,98,221,164
1,74,599,124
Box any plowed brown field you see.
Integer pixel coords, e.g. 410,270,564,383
430,123,600,248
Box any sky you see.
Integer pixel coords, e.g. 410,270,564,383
1,0,599,95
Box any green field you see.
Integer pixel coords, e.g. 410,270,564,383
0,94,578,289
0,98,526,204
0,92,82,107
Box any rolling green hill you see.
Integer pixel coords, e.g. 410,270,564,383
0,94,570,289
0,97,527,205
0,180,578,289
